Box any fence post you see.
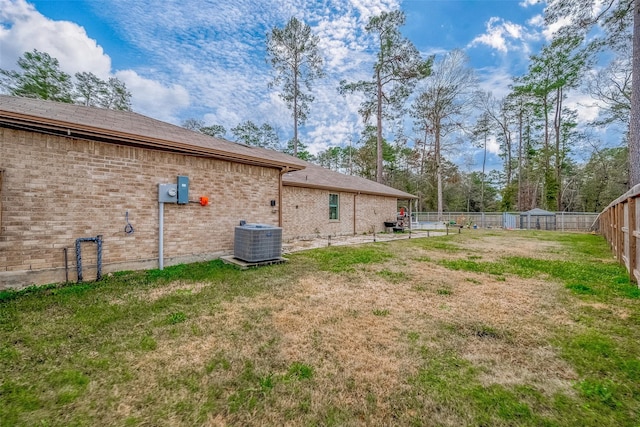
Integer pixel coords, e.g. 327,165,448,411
617,203,624,262
607,208,615,250
611,206,616,253
612,205,617,256
629,197,637,285
610,208,615,250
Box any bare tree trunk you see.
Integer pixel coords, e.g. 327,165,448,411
376,69,384,183
518,107,523,211
504,125,512,187
293,69,299,157
420,128,429,176
554,87,563,211
435,121,443,221
481,131,487,212
631,0,640,186
543,96,550,179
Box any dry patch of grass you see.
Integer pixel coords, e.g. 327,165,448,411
577,301,631,320
105,259,577,425
109,279,209,305
458,233,566,261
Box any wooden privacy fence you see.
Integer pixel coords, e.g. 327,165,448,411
598,183,640,285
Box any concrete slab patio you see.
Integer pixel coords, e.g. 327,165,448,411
282,229,448,253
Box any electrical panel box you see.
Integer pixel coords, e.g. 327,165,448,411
158,183,178,203
177,175,189,205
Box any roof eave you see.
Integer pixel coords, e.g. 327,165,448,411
0,111,306,171
283,180,417,199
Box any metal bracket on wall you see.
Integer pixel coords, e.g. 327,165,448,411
75,235,103,283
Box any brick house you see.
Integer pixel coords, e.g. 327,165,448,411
0,96,306,288
0,96,414,289
282,162,415,240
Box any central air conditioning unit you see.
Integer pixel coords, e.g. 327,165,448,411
233,224,282,263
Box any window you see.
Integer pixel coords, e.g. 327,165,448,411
329,193,339,220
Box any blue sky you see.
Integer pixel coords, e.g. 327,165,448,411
0,0,606,170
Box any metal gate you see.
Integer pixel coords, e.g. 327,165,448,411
503,212,516,229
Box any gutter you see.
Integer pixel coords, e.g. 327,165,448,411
278,166,290,227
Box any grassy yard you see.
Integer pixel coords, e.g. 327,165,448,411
1,230,639,426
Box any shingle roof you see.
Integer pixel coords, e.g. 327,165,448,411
0,95,306,170
521,208,556,216
283,161,416,199
0,96,416,199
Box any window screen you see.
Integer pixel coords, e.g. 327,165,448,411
329,193,339,220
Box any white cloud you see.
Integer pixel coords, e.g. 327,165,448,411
519,0,541,7
526,12,572,41
468,17,528,53
116,70,190,124
304,84,363,153
476,67,515,99
486,135,500,155
315,15,365,73
564,91,601,124
503,22,523,39
541,16,573,41
347,0,400,23
0,0,111,76
0,0,194,124
527,14,544,27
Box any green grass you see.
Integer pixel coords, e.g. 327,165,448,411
439,252,636,300
1,231,640,426
376,269,408,283
432,232,640,426
302,245,392,272
396,351,544,426
412,238,462,252
286,362,315,380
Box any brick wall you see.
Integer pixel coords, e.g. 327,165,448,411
355,194,399,235
282,186,398,240
0,128,280,289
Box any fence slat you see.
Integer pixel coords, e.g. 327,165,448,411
598,184,640,285
629,197,637,285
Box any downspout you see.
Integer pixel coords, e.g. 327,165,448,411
353,193,358,235
159,201,164,269
278,166,290,228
